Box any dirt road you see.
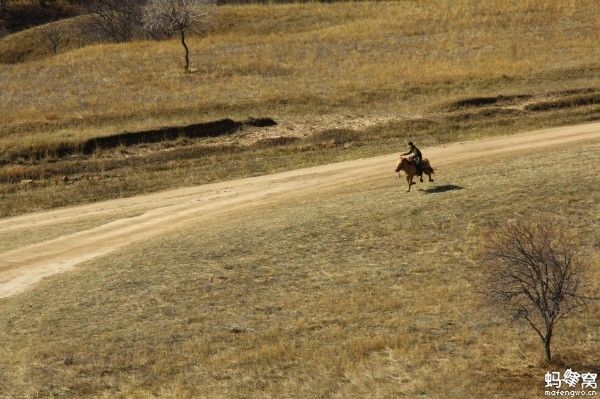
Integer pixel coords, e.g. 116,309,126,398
1,122,599,298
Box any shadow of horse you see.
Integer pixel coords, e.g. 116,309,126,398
418,184,464,194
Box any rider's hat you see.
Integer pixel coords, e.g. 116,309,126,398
408,141,414,146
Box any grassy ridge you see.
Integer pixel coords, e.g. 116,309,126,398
0,14,100,63
0,0,78,35
0,143,597,397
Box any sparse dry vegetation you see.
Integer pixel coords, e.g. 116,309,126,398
0,2,598,397
0,0,80,37
0,1,599,217
85,0,145,43
478,219,598,363
143,0,215,72
1,95,599,217
1,0,599,149
0,143,598,398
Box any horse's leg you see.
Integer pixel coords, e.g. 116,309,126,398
421,161,433,182
409,165,420,183
406,175,415,192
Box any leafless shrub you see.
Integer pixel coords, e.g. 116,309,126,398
44,24,62,54
86,0,146,43
142,0,215,72
478,218,597,362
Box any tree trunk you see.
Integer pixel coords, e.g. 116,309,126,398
544,331,552,362
180,28,189,72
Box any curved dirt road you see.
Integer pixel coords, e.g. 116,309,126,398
1,122,599,298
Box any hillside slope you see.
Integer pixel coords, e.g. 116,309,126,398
0,0,78,35
0,124,598,398
1,121,599,297
1,0,599,147
0,14,98,63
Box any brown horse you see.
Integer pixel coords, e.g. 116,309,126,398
395,157,434,192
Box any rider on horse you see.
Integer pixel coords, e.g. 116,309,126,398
401,142,423,175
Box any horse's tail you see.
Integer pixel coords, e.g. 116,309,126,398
423,159,434,174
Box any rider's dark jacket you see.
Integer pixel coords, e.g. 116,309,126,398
402,146,422,163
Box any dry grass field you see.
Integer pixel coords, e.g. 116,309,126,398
1,0,599,151
0,0,599,217
0,141,598,398
1,97,599,217
0,2,599,396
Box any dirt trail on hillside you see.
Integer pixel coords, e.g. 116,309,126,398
1,122,599,298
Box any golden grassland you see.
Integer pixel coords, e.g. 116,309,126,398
0,143,598,398
1,98,599,217
1,0,599,154
1,0,599,217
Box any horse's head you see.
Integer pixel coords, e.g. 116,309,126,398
395,157,407,173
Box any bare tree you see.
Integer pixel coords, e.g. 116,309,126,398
44,25,62,54
86,0,146,42
478,219,597,362
143,0,215,72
